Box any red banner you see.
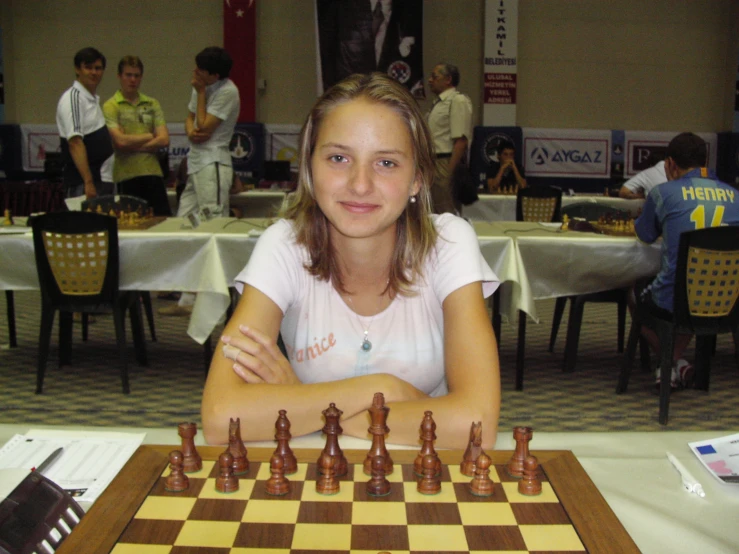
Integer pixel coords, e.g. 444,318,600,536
224,0,256,122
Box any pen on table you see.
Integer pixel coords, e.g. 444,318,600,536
666,451,705,498
33,447,64,475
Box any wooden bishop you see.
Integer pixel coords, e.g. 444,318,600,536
274,410,298,475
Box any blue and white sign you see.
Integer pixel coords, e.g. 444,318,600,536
522,128,611,178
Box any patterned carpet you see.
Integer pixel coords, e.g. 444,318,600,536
1,290,737,433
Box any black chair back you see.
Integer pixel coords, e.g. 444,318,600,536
673,226,739,336
31,212,120,312
515,186,562,222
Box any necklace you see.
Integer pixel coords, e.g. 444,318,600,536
345,295,382,352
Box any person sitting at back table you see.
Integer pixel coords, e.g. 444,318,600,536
486,141,526,192
619,152,666,199
201,73,501,449
634,132,739,389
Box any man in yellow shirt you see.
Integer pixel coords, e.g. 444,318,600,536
103,56,171,214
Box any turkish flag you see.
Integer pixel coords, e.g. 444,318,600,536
224,0,256,122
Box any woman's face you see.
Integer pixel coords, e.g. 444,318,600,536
310,97,419,245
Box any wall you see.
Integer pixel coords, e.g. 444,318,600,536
1,0,736,131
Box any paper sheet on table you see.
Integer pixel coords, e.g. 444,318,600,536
688,432,739,485
0,429,145,505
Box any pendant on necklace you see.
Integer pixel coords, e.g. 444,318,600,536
361,331,372,352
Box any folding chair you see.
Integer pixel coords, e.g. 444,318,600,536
617,226,739,424
31,212,148,394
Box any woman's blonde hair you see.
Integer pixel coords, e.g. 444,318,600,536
282,72,438,296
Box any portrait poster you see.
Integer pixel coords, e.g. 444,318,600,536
315,0,424,98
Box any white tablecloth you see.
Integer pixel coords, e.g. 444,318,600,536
465,194,644,222
0,218,661,341
167,189,288,218
0,217,263,344
0,424,734,554
473,221,660,322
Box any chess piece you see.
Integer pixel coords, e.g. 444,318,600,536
468,452,494,497
316,451,340,495
274,410,298,475
363,392,393,475
507,426,532,479
414,411,440,477
417,454,441,495
265,453,290,496
178,422,202,473
518,455,542,496
460,421,483,477
366,454,391,497
318,403,348,477
227,417,249,475
215,452,239,493
3,209,12,226
164,450,189,492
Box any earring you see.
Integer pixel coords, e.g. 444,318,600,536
409,195,417,204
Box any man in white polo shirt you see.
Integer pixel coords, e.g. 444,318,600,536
56,47,114,199
161,47,240,317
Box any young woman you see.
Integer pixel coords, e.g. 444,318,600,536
202,73,501,449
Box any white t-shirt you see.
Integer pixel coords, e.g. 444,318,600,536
622,161,666,196
187,78,240,174
236,213,498,397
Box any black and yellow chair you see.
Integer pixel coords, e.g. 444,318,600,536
31,211,148,394
617,226,739,424
514,185,562,390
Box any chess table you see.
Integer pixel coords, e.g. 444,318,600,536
57,445,639,553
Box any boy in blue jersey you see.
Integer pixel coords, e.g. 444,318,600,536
635,132,739,389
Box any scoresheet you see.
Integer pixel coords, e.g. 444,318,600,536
0,429,144,505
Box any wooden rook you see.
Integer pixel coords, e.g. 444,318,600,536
265,453,290,496
164,450,189,492
414,411,440,477
460,421,483,477
318,403,348,477
274,410,298,475
215,452,239,494
366,454,391,497
316,451,340,495
518,455,542,496
363,392,393,475
227,417,249,475
417,454,441,495
177,422,202,473
507,426,533,479
468,452,494,497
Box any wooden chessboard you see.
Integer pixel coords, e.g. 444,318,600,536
590,220,636,237
116,215,168,230
57,446,639,553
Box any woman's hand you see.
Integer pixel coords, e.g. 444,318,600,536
221,325,301,385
